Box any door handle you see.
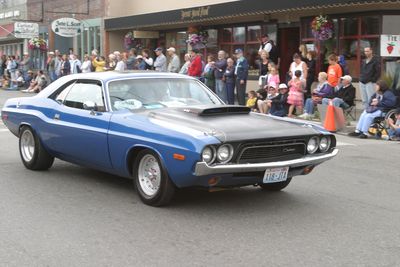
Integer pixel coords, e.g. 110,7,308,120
54,113,60,120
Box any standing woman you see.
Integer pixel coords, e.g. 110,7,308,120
299,44,308,62
60,54,70,76
289,53,308,82
305,51,316,99
115,53,127,71
258,50,270,88
223,58,235,104
81,54,92,73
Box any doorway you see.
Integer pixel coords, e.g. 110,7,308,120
278,27,300,83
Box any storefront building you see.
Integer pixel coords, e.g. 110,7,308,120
0,0,27,57
105,0,400,84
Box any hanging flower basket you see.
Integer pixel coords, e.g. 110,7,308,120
28,37,48,51
311,15,334,41
124,31,134,50
186,27,208,49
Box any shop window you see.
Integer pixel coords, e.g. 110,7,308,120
340,39,359,78
233,27,245,43
247,25,261,42
341,17,358,37
361,16,380,35
222,28,232,42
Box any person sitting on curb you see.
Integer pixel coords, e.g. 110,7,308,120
387,108,400,141
348,80,397,139
321,75,356,110
269,83,290,117
299,72,334,119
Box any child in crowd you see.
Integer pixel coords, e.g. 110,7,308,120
0,74,10,88
387,108,400,141
287,70,305,117
269,83,290,117
246,90,258,111
267,67,280,87
299,72,334,119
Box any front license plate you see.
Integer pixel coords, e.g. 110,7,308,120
263,167,289,183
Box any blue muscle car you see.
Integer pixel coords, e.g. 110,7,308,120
1,72,338,206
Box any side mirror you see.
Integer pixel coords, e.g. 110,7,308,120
83,101,96,111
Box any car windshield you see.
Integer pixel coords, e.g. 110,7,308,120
108,78,222,111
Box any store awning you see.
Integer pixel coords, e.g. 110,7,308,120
104,0,393,30
0,23,14,38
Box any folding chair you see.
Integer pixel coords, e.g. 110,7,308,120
343,105,356,121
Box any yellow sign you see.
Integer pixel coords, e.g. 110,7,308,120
133,31,159,39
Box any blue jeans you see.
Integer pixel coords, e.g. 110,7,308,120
322,98,350,109
49,71,58,82
215,79,227,103
356,109,382,134
304,98,315,114
389,128,400,137
226,82,235,105
359,82,375,109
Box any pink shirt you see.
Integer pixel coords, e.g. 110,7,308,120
268,74,280,87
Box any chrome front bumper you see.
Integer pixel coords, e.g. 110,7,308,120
194,148,338,176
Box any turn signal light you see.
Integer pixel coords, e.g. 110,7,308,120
173,153,185,161
208,177,220,186
302,166,315,175
1,113,8,121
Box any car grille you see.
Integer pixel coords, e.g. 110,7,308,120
237,139,306,164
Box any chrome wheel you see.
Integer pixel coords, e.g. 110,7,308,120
20,130,35,162
138,154,161,197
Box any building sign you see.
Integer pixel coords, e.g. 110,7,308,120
133,31,159,39
51,18,82,37
381,34,400,57
181,6,210,20
14,22,39,39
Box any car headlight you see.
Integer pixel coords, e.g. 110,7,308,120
202,146,216,164
216,144,234,163
307,137,319,154
319,136,331,152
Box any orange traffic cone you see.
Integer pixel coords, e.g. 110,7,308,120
324,100,336,132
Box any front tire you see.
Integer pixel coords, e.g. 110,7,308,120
19,126,54,170
259,178,292,191
133,149,175,206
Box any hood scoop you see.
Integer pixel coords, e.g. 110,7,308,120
179,105,250,116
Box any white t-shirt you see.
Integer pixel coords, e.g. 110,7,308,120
259,42,272,53
290,61,306,80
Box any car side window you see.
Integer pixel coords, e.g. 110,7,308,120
63,82,106,112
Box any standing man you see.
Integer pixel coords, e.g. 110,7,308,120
153,47,167,72
359,47,381,109
234,48,249,105
47,52,57,82
54,50,62,79
258,34,279,66
167,47,180,73
126,48,137,70
69,54,82,74
214,50,227,102
20,53,32,79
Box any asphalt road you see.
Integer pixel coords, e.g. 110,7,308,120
1,90,399,266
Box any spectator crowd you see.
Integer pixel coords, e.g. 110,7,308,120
1,33,399,140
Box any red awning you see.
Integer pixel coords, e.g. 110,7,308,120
0,23,14,38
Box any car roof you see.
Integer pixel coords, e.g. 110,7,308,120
66,71,193,83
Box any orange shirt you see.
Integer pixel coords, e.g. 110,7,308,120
327,63,342,87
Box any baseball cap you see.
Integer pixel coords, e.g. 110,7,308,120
269,82,277,89
278,83,288,89
136,55,143,59
167,47,176,53
234,48,243,54
48,51,55,55
154,47,163,52
341,75,352,82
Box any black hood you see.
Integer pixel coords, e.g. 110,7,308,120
147,105,320,142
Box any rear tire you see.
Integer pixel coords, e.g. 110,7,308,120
133,149,175,206
259,178,292,191
19,126,54,170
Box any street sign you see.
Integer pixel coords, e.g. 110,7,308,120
381,34,400,57
14,22,39,39
51,17,82,38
